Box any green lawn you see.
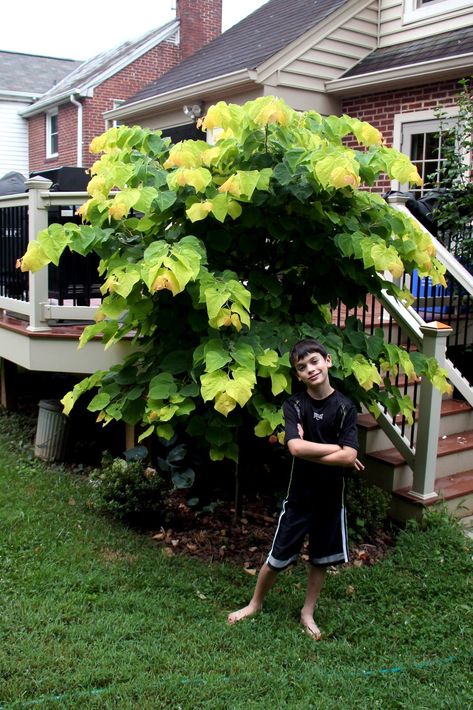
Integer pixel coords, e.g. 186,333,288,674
0,410,472,710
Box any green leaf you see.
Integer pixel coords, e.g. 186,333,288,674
172,468,195,489
204,341,232,373
204,287,230,319
179,382,200,397
88,392,111,411
200,370,228,401
153,190,177,212
149,373,178,399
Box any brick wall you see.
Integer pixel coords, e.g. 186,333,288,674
28,0,222,173
177,0,222,60
342,78,461,192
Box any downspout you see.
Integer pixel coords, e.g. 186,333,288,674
69,93,83,167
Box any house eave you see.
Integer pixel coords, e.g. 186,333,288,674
0,89,42,102
19,88,91,117
104,69,259,121
325,53,473,96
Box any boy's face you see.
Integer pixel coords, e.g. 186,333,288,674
294,350,332,389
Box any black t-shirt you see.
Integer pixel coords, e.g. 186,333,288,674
283,389,359,503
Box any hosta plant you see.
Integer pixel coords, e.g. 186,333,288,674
21,96,451,464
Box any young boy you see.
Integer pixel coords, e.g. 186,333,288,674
228,338,364,639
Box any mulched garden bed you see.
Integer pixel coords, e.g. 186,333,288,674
150,491,395,573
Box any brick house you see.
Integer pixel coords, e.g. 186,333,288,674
20,0,222,177
107,0,473,195
0,51,78,179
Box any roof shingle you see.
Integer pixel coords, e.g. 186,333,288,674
122,0,348,105
0,51,79,94
343,26,473,77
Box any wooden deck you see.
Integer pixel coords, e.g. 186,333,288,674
0,312,131,374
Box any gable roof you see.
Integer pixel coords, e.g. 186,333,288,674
120,0,348,107
20,19,179,116
0,50,79,96
343,26,473,78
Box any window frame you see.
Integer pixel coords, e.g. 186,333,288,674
403,0,472,24
392,107,459,193
46,109,59,158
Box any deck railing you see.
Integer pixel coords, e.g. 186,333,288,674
1,183,472,500
0,177,98,329
333,194,473,500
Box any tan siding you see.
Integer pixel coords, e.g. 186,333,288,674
302,47,361,67
283,61,349,81
379,0,473,47
273,2,378,93
329,27,378,49
315,37,370,60
277,72,328,92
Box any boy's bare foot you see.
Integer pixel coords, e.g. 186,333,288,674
227,602,261,624
300,612,322,640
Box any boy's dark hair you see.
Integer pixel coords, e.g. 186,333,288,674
289,339,328,369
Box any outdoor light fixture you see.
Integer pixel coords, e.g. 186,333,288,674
182,103,203,121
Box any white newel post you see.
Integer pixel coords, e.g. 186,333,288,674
25,177,53,331
410,321,453,500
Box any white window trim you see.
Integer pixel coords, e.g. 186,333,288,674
46,109,58,158
403,0,472,25
392,107,459,190
111,99,125,128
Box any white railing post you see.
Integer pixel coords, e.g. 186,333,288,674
410,321,453,500
25,177,53,331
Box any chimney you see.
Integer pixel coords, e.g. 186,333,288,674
176,0,222,60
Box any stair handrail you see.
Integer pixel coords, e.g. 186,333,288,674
387,195,473,410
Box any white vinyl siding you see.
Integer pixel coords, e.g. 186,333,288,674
0,101,29,176
379,0,473,47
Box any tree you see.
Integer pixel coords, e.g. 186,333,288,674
433,78,473,266
21,96,450,467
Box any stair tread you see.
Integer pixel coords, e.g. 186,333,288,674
394,469,473,503
357,399,472,431
367,428,473,467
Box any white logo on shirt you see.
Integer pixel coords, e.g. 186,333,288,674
313,412,324,420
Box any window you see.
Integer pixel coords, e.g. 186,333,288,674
46,110,58,158
403,0,471,23
393,108,458,196
401,119,455,197
111,99,124,128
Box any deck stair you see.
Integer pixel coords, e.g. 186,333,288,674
358,396,473,521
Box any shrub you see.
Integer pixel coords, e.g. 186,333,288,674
345,473,391,540
89,455,166,525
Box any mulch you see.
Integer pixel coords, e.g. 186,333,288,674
149,491,394,573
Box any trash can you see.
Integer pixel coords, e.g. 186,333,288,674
34,399,69,462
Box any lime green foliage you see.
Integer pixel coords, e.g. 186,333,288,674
22,96,450,460
89,454,166,524
1,411,472,708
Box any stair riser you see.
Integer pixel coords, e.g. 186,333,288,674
361,461,412,492
435,451,473,478
442,494,473,518
390,491,473,523
361,411,473,453
366,450,473,493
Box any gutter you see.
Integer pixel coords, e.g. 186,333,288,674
325,52,473,95
0,89,41,101
104,68,258,121
70,94,83,167
20,87,91,117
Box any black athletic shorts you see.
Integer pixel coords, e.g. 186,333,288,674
266,484,349,570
